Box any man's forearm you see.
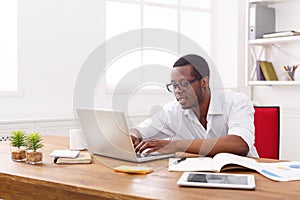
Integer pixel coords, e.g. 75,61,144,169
175,135,249,156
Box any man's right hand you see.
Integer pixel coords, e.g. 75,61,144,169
131,135,141,147
129,128,142,147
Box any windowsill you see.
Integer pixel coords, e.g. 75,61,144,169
0,90,23,97
0,116,76,124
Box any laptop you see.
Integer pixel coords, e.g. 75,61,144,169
76,108,174,162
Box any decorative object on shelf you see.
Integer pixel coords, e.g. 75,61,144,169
10,130,27,162
294,66,300,81
258,61,278,81
282,65,299,81
25,132,43,165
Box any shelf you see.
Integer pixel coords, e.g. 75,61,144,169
249,0,292,4
249,81,300,86
249,35,300,46
246,0,300,88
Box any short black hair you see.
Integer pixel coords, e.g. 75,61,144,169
173,54,210,79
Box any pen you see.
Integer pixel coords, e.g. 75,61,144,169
174,157,186,165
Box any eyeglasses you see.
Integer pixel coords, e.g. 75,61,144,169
166,77,200,92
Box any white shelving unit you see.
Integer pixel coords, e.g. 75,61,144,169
249,35,300,46
249,81,300,86
245,0,300,86
249,0,287,4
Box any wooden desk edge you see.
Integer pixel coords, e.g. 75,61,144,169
0,172,154,200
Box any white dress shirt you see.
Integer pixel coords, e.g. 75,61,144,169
134,89,258,157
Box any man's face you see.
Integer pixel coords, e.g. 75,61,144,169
170,64,202,109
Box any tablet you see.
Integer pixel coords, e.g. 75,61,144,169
177,172,255,190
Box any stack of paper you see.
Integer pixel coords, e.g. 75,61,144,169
263,31,300,38
49,150,80,158
49,150,92,164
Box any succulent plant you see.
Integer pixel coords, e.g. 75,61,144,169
10,130,26,149
26,132,43,152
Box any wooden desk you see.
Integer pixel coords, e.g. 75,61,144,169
0,135,299,200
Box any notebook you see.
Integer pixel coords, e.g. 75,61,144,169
76,108,174,162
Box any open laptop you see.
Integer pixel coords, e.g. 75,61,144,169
76,108,174,162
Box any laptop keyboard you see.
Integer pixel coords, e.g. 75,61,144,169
136,152,161,158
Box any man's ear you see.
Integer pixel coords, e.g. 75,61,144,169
200,76,209,88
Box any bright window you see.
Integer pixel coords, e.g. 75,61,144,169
0,0,18,91
105,0,211,89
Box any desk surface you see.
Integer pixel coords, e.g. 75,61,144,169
0,135,299,200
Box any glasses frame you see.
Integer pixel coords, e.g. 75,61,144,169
166,77,200,92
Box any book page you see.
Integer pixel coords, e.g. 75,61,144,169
256,161,300,181
212,153,258,172
168,153,258,172
168,157,217,172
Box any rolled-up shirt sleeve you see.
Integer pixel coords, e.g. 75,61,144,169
227,93,258,157
133,103,176,140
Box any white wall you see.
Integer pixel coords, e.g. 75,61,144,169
211,0,239,89
0,0,240,122
0,0,176,137
0,0,105,121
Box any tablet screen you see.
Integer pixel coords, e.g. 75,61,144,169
177,172,255,190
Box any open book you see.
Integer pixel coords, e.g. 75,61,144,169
169,153,300,182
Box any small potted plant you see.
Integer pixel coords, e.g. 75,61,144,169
10,130,27,162
25,132,43,164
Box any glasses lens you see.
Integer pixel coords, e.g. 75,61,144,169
180,81,189,89
166,81,191,92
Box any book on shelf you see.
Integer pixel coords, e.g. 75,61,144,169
168,153,300,182
263,30,300,38
256,60,266,81
54,151,92,164
259,61,278,81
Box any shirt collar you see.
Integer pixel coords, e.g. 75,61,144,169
207,90,224,115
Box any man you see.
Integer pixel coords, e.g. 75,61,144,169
130,54,258,157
